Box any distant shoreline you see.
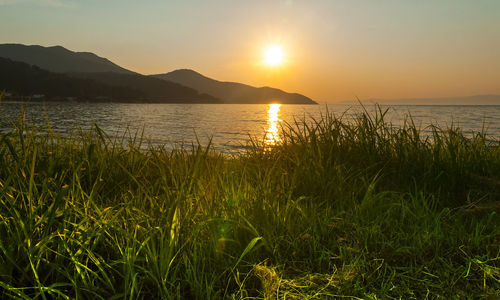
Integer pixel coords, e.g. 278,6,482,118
323,102,500,107
333,95,500,106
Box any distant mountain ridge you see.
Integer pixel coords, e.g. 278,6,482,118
152,69,317,105
0,57,141,101
0,44,220,103
0,44,134,74
0,57,220,103
0,43,317,104
338,95,500,105
68,72,221,103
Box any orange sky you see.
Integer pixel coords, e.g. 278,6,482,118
1,0,499,102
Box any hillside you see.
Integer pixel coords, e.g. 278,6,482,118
0,44,135,74
152,69,317,104
0,44,316,104
69,72,221,103
0,58,220,103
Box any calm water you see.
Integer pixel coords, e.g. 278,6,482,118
1,102,500,151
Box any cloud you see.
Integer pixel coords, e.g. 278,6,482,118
0,0,76,8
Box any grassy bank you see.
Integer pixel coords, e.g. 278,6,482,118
0,107,499,299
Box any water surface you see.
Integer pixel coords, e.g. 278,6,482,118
1,103,499,151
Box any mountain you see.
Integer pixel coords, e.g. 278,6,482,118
0,44,134,74
338,95,500,105
0,43,315,104
152,69,317,105
0,57,220,103
0,57,139,101
0,44,220,103
68,72,221,103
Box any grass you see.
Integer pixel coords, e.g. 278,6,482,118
0,105,499,299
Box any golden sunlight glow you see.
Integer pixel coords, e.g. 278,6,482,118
264,45,284,66
265,104,281,146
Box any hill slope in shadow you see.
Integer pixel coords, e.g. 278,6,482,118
0,44,134,74
152,69,317,105
69,72,221,103
0,44,221,103
0,58,220,103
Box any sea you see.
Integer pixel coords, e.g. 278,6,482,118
1,102,500,152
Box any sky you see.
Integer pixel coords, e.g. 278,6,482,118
0,0,499,102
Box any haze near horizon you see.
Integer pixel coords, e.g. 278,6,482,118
0,0,499,103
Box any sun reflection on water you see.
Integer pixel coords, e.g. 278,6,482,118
265,104,281,146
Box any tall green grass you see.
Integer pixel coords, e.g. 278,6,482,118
0,106,499,298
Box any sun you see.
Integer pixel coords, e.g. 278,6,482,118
264,45,284,66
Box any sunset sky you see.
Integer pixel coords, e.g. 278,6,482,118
1,0,499,102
